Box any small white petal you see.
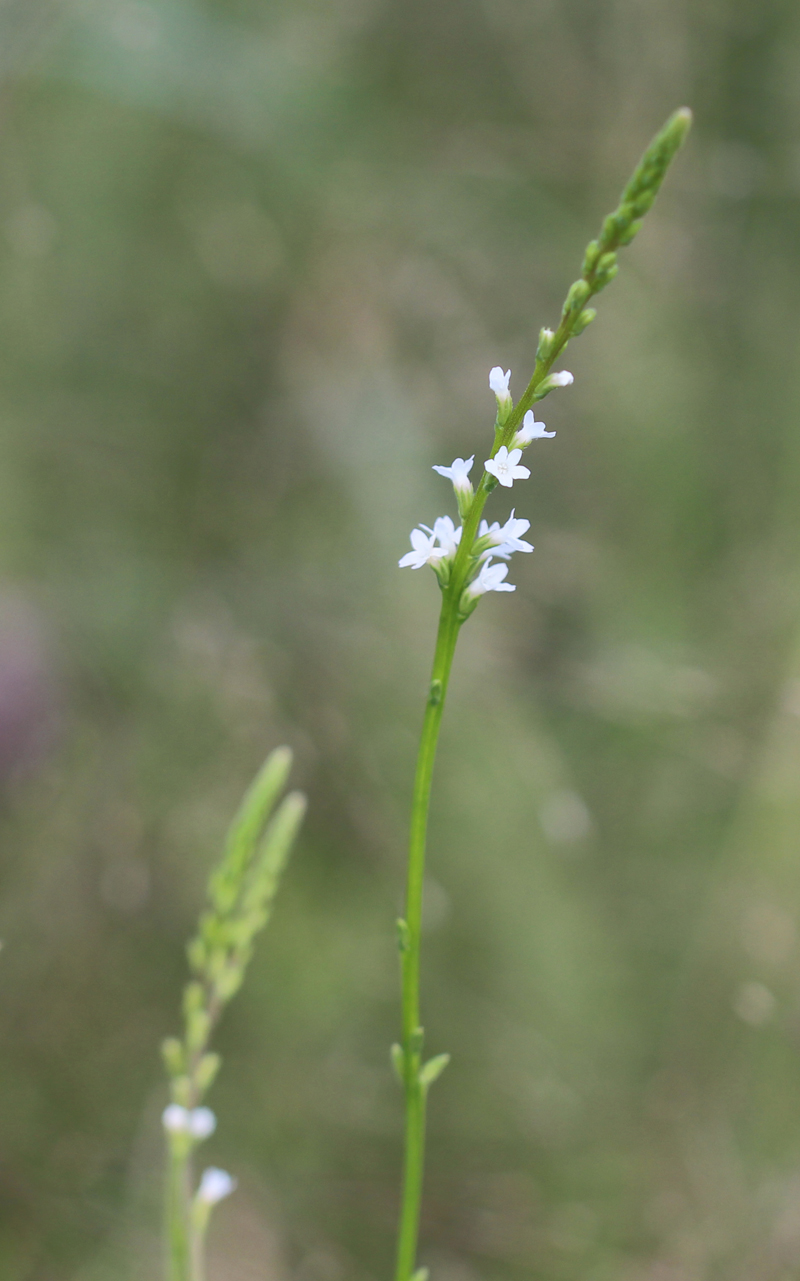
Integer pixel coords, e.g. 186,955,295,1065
162,1104,190,1134
189,1107,217,1140
549,371,573,387
198,1167,237,1205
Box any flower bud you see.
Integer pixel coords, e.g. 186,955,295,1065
572,308,596,335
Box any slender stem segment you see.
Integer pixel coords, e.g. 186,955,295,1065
167,1143,192,1281
395,590,461,1281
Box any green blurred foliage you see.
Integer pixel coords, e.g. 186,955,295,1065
0,1,800,1278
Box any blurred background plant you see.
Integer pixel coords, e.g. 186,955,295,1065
1,2,800,1280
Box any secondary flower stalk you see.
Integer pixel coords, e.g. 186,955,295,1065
163,749,306,1281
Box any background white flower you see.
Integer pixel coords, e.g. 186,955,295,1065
162,1104,190,1134
188,1107,217,1139
162,1105,217,1139
197,1167,237,1205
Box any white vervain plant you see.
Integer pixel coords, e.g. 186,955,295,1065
391,107,693,1281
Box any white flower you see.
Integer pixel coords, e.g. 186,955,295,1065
189,1107,217,1140
484,446,530,488
432,515,462,557
162,1104,190,1134
514,409,555,446
432,455,474,493
478,510,533,559
399,518,462,569
162,1104,217,1138
198,1167,237,1205
489,367,512,404
466,558,515,599
399,527,446,570
549,371,573,387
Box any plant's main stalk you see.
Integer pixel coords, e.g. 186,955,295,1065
393,107,691,1281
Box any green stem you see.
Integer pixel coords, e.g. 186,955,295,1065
395,590,461,1281
166,1143,192,1281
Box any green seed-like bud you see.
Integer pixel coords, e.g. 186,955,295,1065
617,219,643,246
186,1007,212,1052
600,212,627,246
214,966,244,1002
396,918,409,953
183,981,205,1017
194,1052,221,1094
186,937,206,974
419,1052,450,1089
629,191,655,218
594,263,619,291
582,240,601,275
161,1036,184,1076
536,327,556,361
390,1043,405,1082
431,557,451,590
563,279,592,314
172,1075,192,1107
572,307,596,335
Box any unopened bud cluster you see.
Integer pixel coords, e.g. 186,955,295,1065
163,750,305,1112
562,108,692,348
